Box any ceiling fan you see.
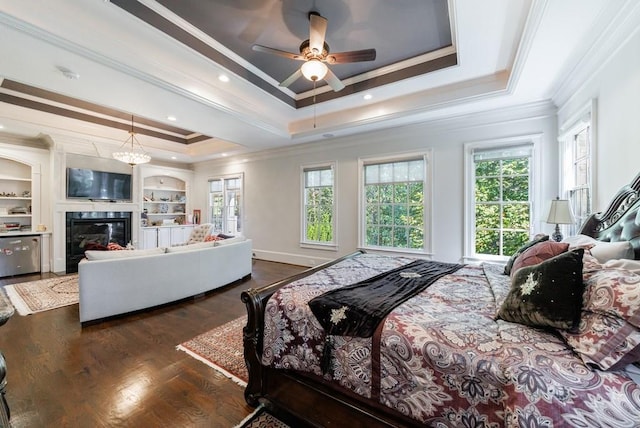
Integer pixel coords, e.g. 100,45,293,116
252,12,376,92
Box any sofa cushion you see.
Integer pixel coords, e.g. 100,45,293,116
214,235,246,246
165,241,216,253
85,247,166,260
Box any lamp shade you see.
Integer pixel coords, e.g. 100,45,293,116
301,59,328,81
546,198,575,225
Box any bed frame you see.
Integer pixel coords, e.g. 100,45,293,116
241,171,640,427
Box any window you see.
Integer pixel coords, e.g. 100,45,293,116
360,153,430,253
208,174,243,235
465,139,538,260
301,164,335,246
560,102,594,235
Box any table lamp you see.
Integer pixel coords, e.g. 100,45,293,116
546,197,575,242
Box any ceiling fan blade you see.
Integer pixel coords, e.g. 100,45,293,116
326,49,377,64
309,13,327,54
279,69,303,88
324,68,345,92
252,45,304,61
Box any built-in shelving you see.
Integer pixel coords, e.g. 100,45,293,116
142,175,187,226
0,161,33,231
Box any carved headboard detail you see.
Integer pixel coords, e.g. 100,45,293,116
578,171,640,259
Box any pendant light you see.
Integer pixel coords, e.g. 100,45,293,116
112,115,151,166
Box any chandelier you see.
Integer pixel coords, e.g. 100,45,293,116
112,115,151,166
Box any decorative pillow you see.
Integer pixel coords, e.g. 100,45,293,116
186,223,214,244
503,234,549,276
510,241,569,277
107,242,125,251
589,241,635,263
560,312,640,371
498,248,585,330
204,234,221,242
562,234,598,249
559,265,640,370
603,258,640,274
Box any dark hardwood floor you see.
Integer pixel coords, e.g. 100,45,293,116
0,259,307,427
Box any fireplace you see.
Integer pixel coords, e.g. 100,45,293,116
66,211,132,273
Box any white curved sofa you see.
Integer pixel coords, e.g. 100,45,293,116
78,237,252,324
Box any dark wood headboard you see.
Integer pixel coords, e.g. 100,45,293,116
578,171,640,259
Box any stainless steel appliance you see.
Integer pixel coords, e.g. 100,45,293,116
0,235,40,277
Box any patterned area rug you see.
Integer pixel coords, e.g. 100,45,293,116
0,289,15,324
234,406,290,428
177,315,249,386
4,274,79,315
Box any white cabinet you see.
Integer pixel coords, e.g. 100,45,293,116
0,160,32,232
139,225,194,249
140,228,160,249
170,225,193,245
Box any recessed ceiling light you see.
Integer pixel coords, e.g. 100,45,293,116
171,156,177,160
167,115,177,121
221,153,228,157
363,94,373,100
218,75,230,83
0,124,4,129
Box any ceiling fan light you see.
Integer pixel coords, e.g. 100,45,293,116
301,59,328,81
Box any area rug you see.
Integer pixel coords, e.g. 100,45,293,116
177,315,249,386
233,406,290,428
4,274,79,315
0,289,15,324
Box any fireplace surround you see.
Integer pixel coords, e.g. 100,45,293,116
65,211,132,273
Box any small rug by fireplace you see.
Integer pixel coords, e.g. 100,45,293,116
4,274,79,315
177,315,248,386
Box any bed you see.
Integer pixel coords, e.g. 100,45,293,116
242,172,640,427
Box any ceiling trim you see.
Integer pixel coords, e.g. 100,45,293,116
0,79,211,144
110,0,459,108
109,0,296,108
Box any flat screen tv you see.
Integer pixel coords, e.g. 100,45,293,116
66,168,132,201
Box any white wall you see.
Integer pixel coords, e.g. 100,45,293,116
557,24,640,209
193,101,558,266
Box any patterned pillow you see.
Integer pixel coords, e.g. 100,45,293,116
559,266,640,370
561,312,640,371
498,248,585,330
503,234,549,276
510,241,569,277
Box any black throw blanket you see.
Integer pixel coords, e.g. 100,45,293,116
309,259,464,338
309,259,464,374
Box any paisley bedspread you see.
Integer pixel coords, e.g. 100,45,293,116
261,253,640,427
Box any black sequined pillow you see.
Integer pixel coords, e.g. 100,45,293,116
503,235,549,276
498,248,585,331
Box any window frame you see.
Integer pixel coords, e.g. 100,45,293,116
464,135,541,262
358,150,432,255
300,162,337,250
207,172,244,235
559,99,596,236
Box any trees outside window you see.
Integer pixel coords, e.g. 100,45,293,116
465,140,538,260
302,164,335,245
360,154,430,253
